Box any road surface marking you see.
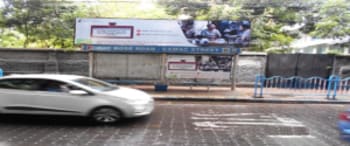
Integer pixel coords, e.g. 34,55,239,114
192,113,258,117
268,135,315,139
192,112,305,129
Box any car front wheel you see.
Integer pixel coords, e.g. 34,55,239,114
90,107,122,124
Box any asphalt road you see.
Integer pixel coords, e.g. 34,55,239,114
0,101,348,146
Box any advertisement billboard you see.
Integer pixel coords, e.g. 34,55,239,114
166,55,233,79
75,18,251,48
179,19,251,48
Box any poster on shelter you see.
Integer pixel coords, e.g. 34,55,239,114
75,18,251,48
166,55,233,79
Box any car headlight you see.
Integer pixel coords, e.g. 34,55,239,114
116,96,141,103
133,104,147,112
119,95,152,104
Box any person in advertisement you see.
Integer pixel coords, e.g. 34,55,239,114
199,24,226,45
224,20,251,47
201,24,222,41
235,21,251,47
181,19,196,38
178,19,251,47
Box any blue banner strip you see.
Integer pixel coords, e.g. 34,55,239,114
82,45,240,55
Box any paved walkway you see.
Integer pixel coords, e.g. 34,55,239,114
121,85,350,104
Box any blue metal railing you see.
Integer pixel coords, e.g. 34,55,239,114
254,75,349,99
0,68,3,77
340,77,350,91
336,77,350,98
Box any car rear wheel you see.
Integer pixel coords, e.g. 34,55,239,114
90,107,122,124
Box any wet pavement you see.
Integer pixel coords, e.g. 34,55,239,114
0,101,348,146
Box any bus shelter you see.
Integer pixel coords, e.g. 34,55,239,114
75,18,248,91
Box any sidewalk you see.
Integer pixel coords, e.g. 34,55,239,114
121,85,350,104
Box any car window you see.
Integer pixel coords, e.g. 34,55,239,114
74,77,118,92
36,79,82,93
0,78,82,93
0,79,20,89
38,80,65,92
0,79,40,90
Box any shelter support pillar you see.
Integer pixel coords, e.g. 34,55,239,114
231,54,239,91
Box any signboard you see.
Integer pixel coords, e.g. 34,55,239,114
91,25,134,39
75,18,194,46
75,18,251,49
166,55,232,79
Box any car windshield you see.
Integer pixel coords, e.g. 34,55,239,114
74,78,118,92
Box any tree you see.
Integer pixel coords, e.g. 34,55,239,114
0,0,87,49
158,0,251,20
250,7,295,52
83,1,174,19
0,0,175,49
158,0,210,19
310,0,350,38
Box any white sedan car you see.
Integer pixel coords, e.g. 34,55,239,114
0,74,154,124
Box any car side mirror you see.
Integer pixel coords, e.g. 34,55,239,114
69,90,88,96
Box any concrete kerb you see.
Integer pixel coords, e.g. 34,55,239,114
153,96,350,104
123,85,350,104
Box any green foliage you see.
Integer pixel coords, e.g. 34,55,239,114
158,0,209,18
325,49,343,55
206,3,252,20
265,47,292,54
207,4,240,20
0,29,25,48
86,2,174,19
250,7,295,52
159,0,251,20
310,0,350,38
0,0,89,50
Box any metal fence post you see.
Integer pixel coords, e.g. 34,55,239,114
254,75,259,97
327,75,340,100
88,51,94,77
160,53,167,84
259,76,265,97
332,76,340,100
231,55,239,91
254,75,265,98
327,75,334,99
